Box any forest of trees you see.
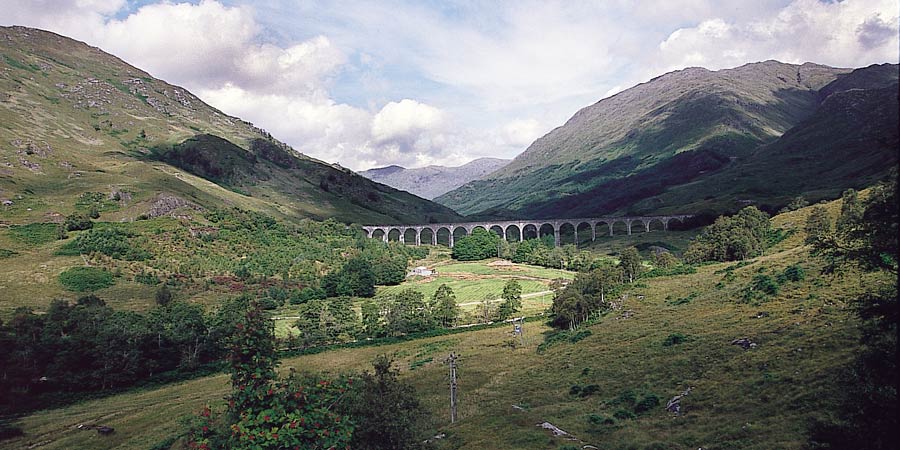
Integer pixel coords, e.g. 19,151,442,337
0,294,251,415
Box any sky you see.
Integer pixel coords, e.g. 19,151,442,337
1,0,898,171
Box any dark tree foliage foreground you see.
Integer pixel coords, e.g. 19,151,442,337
186,303,431,450
0,296,244,415
186,302,353,449
806,179,898,449
339,355,430,450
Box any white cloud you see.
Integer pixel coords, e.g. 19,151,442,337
1,0,897,173
654,0,899,74
499,119,544,148
371,99,444,145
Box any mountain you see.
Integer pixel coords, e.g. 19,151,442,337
436,61,898,218
0,26,462,225
359,157,510,200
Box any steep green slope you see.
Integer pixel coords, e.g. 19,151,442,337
437,61,896,219
627,68,899,215
0,199,876,449
0,26,461,225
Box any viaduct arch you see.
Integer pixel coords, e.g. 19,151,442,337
361,215,692,248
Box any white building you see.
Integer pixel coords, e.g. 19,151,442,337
408,266,433,277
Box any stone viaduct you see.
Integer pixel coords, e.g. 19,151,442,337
361,215,692,248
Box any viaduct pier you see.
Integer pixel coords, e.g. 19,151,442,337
361,215,692,248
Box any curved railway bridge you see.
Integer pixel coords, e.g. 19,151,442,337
362,215,692,247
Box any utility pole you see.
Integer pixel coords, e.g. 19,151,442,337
447,352,458,423
515,317,526,347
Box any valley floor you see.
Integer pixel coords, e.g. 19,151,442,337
2,213,870,449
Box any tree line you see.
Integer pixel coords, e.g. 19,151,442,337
452,228,626,271
289,279,524,348
0,294,251,415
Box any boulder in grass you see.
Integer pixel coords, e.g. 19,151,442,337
666,387,693,415
731,337,757,350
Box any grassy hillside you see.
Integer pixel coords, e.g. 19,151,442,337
627,76,899,216
0,26,461,226
1,197,878,449
437,62,897,219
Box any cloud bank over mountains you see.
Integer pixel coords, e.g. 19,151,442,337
2,0,897,170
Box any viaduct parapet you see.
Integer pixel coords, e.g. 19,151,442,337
361,215,692,247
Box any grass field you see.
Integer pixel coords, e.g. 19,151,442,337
271,256,574,338
0,199,874,449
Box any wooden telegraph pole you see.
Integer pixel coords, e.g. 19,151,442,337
447,352,458,423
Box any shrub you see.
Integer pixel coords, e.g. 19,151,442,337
59,227,151,260
569,329,592,343
580,384,600,397
537,329,594,353
569,384,600,398
58,267,114,292
588,414,615,426
634,394,660,413
340,356,430,450
257,297,280,310
750,274,780,296
667,293,698,305
778,264,805,283
643,264,697,278
135,271,160,285
64,213,93,231
155,285,172,306
613,409,636,420
614,390,637,406
8,223,59,245
662,332,689,347
291,286,326,304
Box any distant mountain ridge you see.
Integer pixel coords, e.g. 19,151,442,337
436,61,898,219
0,26,462,225
359,157,510,200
